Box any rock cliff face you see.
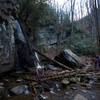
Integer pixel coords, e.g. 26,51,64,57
0,0,18,73
0,17,15,73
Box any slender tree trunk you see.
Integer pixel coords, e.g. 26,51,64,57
93,0,100,52
71,0,76,34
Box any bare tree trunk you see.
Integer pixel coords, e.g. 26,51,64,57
97,0,100,8
85,1,94,39
93,0,100,52
71,0,76,33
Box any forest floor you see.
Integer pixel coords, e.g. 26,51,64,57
0,56,100,100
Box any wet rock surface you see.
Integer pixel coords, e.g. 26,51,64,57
0,68,100,100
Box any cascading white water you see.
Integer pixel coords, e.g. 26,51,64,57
34,52,44,78
34,52,42,69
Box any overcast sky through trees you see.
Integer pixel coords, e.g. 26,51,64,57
53,0,87,20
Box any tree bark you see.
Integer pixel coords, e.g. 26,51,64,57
93,0,100,52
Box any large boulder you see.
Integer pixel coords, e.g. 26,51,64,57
54,49,84,69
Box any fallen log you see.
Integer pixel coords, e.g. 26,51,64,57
32,48,73,70
40,70,100,81
23,69,100,82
